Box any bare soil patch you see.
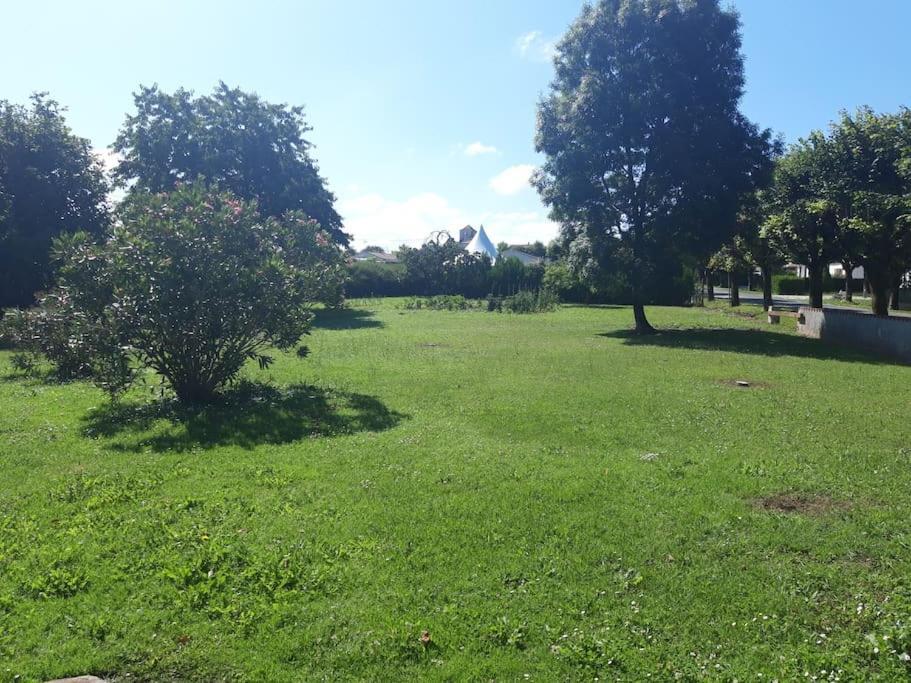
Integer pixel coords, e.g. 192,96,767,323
752,492,851,515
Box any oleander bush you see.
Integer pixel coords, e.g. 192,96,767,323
1,182,347,403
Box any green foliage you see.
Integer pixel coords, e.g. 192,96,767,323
488,289,558,314
112,82,348,246
4,183,345,403
766,107,911,313
399,238,491,298
0,94,109,308
771,273,858,295
0,232,122,381
832,108,911,314
402,295,480,311
542,260,594,302
763,134,842,306
393,241,548,300
534,0,774,330
489,257,543,296
346,261,409,298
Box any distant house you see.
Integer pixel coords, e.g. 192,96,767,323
352,248,399,264
499,248,543,266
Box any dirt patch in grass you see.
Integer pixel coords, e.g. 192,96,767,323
718,379,770,389
752,492,851,515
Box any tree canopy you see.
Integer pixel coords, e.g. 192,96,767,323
0,94,109,308
533,0,774,332
765,107,911,314
112,82,348,246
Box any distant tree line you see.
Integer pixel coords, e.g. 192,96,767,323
709,107,911,315
347,237,546,299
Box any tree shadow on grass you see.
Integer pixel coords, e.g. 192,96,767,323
311,308,383,330
598,327,898,366
82,382,406,453
561,303,627,310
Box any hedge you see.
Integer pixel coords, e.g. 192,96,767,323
772,274,865,295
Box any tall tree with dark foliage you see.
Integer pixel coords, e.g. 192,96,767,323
0,94,109,308
534,0,774,333
112,82,348,246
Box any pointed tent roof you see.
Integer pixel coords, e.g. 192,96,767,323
464,225,498,263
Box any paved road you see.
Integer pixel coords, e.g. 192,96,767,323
711,287,911,317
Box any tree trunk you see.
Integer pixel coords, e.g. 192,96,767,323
868,268,891,316
808,263,824,309
706,271,715,301
890,276,901,310
760,265,773,311
632,302,656,334
871,286,890,316
728,270,740,307
842,261,853,302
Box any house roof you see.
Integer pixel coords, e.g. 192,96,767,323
500,248,543,266
353,249,399,263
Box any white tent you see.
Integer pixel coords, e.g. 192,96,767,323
464,225,498,263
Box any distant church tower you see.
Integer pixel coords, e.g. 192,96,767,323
458,225,477,246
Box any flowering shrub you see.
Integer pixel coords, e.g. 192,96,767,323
2,182,347,403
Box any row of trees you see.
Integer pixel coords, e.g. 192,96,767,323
759,108,909,315
533,0,910,331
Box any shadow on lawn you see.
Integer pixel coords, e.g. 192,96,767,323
598,327,896,365
311,307,383,330
82,382,406,452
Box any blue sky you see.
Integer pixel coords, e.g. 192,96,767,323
3,0,910,248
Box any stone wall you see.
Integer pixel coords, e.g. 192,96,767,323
796,306,911,363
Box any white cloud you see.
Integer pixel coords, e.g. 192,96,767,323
489,164,536,196
463,141,498,157
338,190,557,251
515,30,556,62
339,191,466,250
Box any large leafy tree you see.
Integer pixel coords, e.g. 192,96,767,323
112,82,348,246
831,108,911,315
763,133,841,309
767,109,911,315
533,0,773,333
0,94,109,308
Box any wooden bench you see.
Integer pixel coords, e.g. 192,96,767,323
767,308,800,324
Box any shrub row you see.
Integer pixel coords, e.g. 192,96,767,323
772,274,865,295
401,290,559,314
348,258,695,306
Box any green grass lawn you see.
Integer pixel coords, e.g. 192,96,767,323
2,300,910,681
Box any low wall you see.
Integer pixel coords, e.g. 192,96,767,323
796,306,911,363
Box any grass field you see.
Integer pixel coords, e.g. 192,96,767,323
2,300,910,681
